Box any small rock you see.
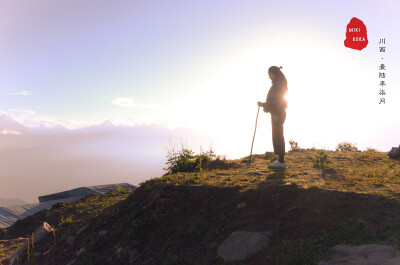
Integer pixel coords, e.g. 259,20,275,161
76,225,87,235
34,222,54,241
7,222,54,265
76,248,86,256
66,259,77,265
319,244,400,265
358,218,366,229
116,247,123,255
43,249,52,256
67,235,76,247
98,230,108,236
217,230,273,262
388,145,400,159
236,202,247,209
248,171,262,176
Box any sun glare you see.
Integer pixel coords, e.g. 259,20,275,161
176,30,381,157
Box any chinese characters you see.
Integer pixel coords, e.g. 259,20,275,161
378,38,386,104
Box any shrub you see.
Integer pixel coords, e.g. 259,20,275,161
196,145,216,171
116,187,129,194
313,150,331,168
164,141,216,174
215,154,227,161
366,147,377,152
165,146,196,173
185,173,203,185
59,214,73,226
336,142,358,152
289,139,300,151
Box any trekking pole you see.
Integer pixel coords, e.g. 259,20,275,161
248,106,260,167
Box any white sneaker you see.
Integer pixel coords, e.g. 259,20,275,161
269,160,286,168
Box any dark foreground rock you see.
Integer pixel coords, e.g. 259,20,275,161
7,222,53,265
388,145,400,159
217,230,273,262
318,244,400,265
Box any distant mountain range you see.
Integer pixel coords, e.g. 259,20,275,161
0,113,211,202
0,197,27,207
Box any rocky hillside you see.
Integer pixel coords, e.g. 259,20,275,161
1,149,400,265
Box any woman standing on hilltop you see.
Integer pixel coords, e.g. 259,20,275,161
257,66,288,168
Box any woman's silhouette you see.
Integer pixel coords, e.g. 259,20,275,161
257,66,288,168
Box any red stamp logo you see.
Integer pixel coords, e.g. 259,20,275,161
344,17,368,51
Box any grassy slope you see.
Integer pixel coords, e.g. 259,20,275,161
1,149,400,265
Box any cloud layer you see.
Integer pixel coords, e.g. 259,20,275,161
0,114,211,203
112,97,158,108
11,90,32,96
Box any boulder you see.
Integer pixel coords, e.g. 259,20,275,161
319,244,400,265
76,247,86,256
76,225,87,235
236,202,247,209
98,230,108,236
217,230,272,262
67,235,76,247
7,222,54,265
388,145,400,159
66,258,77,265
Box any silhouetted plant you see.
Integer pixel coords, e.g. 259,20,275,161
215,154,226,161
366,147,377,152
336,141,358,152
196,145,216,171
289,139,300,151
164,140,216,174
313,150,331,168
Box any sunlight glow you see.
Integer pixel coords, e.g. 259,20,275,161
170,30,381,158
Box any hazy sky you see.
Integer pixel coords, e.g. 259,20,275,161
0,113,212,202
1,0,399,201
